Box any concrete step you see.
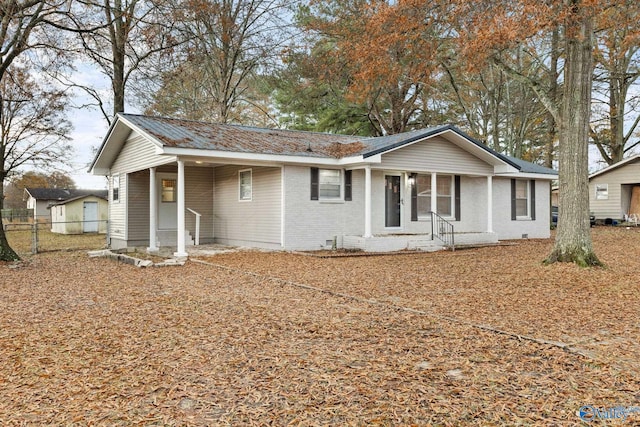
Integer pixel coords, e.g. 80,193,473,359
407,239,444,252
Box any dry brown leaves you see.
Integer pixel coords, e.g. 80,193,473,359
1,227,639,425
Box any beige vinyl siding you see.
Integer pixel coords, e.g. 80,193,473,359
127,170,150,241
589,160,640,220
379,136,493,175
109,173,126,240
111,134,171,174
124,166,214,244
214,165,281,247
185,166,214,242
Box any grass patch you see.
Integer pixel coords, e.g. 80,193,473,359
6,226,106,256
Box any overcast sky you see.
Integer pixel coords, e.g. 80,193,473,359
61,61,612,191
64,62,139,190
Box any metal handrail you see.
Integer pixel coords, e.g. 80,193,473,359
431,211,455,251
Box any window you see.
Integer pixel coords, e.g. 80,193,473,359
511,179,536,220
112,175,120,202
161,179,176,202
311,168,342,200
239,169,252,201
319,169,341,199
415,174,453,218
515,180,529,217
437,175,453,216
595,184,608,200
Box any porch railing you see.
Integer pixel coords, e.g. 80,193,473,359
186,208,201,246
431,211,455,251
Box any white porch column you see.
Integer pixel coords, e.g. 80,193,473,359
364,165,372,238
147,167,158,252
174,159,188,257
430,172,437,214
487,175,494,233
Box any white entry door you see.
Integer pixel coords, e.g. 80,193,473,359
83,201,99,233
158,173,178,230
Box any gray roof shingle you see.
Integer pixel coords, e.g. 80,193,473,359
25,188,107,201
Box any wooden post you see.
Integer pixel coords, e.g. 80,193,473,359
31,221,38,254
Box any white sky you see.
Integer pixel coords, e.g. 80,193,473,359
64,62,138,190
58,61,612,190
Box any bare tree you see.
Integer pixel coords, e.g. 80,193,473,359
0,0,81,261
143,0,293,124
590,3,640,165
0,66,72,260
68,0,178,123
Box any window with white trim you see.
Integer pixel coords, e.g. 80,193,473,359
515,180,529,218
415,174,453,218
112,174,120,202
595,184,608,200
239,169,252,201
319,169,341,199
161,179,176,202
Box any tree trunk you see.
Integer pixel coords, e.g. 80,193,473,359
546,2,601,267
0,174,20,261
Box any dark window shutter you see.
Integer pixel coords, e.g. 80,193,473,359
455,175,461,221
511,179,517,220
310,167,319,200
410,173,418,221
344,170,352,201
530,180,536,220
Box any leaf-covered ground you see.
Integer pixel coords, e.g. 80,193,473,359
1,227,639,425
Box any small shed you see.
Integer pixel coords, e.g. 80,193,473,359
49,193,108,234
589,155,640,221
25,188,107,221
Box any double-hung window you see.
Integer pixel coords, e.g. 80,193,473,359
239,169,252,201
511,179,536,220
515,180,529,218
415,174,453,218
311,168,344,200
112,174,120,202
319,169,341,199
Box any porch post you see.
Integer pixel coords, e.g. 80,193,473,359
174,159,188,257
487,175,494,233
364,165,372,237
148,167,158,251
431,172,437,214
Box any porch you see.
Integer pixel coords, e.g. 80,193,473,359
342,231,498,252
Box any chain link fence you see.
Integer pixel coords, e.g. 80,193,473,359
3,220,108,256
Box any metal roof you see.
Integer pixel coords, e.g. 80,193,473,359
122,114,367,158
95,114,557,176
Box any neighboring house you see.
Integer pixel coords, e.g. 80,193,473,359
24,188,108,223
50,193,109,234
89,113,557,256
589,154,640,221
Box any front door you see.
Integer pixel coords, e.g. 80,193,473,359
83,201,98,233
385,175,401,228
158,173,178,230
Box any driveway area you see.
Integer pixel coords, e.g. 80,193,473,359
1,227,639,425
